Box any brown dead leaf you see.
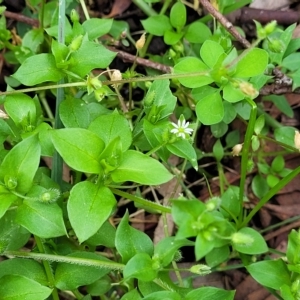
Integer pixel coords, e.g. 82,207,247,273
104,0,131,18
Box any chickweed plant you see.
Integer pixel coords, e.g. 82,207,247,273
0,0,300,299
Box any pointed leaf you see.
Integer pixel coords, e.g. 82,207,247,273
0,135,41,194
116,211,154,263
200,40,225,68
88,111,132,150
12,53,64,86
0,275,52,300
68,41,116,77
186,287,235,300
0,186,18,219
196,92,224,125
235,48,268,78
51,128,105,173
247,260,291,290
16,200,67,238
111,150,173,185
82,18,113,40
68,181,116,243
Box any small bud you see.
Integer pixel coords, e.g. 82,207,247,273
231,232,254,246
232,143,243,156
5,176,17,190
205,197,221,211
69,35,83,51
239,81,258,98
39,188,60,203
70,9,80,23
267,39,284,53
264,20,277,35
111,70,122,82
295,131,300,151
135,33,146,50
190,264,211,275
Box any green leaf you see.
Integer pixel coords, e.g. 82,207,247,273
166,139,198,170
111,150,173,185
195,233,215,260
123,253,157,281
88,111,132,150
274,126,296,148
223,83,245,103
0,135,41,194
12,53,64,86
247,260,291,290
200,40,225,68
54,252,111,290
82,18,113,40
174,57,212,88
220,185,240,218
271,155,285,173
0,210,30,251
16,200,67,238
143,291,181,300
51,128,105,173
154,237,194,267
59,98,91,128
4,94,36,128
211,122,228,138
251,174,269,198
186,287,235,300
86,221,116,248
68,182,116,243
0,186,18,219
213,139,224,161
121,289,143,300
0,258,47,286
170,2,186,30
164,30,183,45
0,275,52,300
68,41,116,78
115,211,154,263
22,28,44,53
232,227,268,254
141,15,172,36
286,229,300,264
254,114,265,135
281,52,300,71
196,92,224,125
184,21,212,43
205,245,230,267
235,48,269,78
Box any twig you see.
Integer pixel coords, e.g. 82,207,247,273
4,11,39,27
199,0,251,48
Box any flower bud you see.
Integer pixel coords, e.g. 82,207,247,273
190,264,211,275
205,197,221,211
295,131,300,151
5,176,17,190
111,70,122,82
39,188,60,203
70,9,80,23
135,33,146,50
232,143,243,156
239,81,258,98
264,20,277,35
268,39,284,53
69,35,83,51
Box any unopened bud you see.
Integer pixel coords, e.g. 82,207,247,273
135,33,146,50
206,197,221,211
70,9,80,23
69,35,83,51
111,70,122,82
264,20,277,35
239,81,258,98
294,131,300,151
190,264,211,275
232,143,243,156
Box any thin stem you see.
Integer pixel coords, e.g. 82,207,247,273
3,250,124,270
240,165,300,228
238,98,257,225
110,188,171,213
39,0,45,29
34,236,60,300
79,0,90,20
131,0,157,16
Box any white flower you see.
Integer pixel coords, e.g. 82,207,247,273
170,117,193,139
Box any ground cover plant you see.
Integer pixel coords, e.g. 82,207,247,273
1,0,300,299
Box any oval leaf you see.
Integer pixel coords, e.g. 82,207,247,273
51,128,105,173
196,92,224,125
16,200,67,238
12,53,64,86
235,48,268,78
0,135,41,194
111,150,173,185
200,40,225,68
68,181,116,243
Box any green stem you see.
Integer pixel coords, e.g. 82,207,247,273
240,165,300,228
145,143,166,156
131,0,157,16
110,188,171,213
79,0,90,20
238,98,257,225
34,236,59,300
39,0,45,29
258,134,298,152
3,250,124,270
260,215,300,234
